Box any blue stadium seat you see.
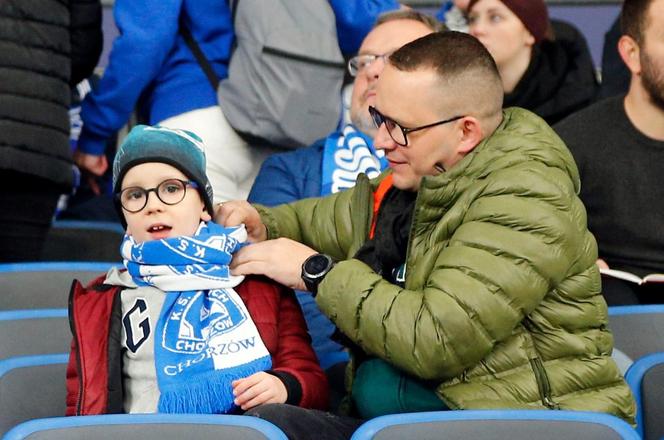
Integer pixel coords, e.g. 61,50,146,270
350,409,639,440
608,305,664,373
0,262,116,310
0,309,69,360
625,352,664,440
3,414,288,440
0,354,68,436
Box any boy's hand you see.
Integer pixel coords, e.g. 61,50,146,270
232,371,288,410
230,238,316,291
216,201,267,243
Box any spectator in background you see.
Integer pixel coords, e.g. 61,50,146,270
555,0,664,305
248,10,442,380
0,0,103,262
468,0,598,124
599,15,631,99
75,1,278,204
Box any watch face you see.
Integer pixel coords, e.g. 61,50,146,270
306,255,331,277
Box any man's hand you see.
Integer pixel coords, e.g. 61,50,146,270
596,258,609,270
216,201,267,243
232,372,288,410
74,150,108,176
230,238,316,291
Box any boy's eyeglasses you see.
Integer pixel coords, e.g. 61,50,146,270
116,179,199,213
347,53,391,77
368,106,464,147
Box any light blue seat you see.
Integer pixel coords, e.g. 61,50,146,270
625,352,664,440
0,309,69,360
0,354,68,437
0,262,116,310
350,409,639,440
608,305,664,374
3,414,288,440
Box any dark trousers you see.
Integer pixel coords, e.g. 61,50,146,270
0,171,62,262
245,404,364,440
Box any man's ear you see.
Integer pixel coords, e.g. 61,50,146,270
618,34,641,75
456,116,483,155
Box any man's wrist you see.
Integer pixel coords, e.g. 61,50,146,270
301,253,335,296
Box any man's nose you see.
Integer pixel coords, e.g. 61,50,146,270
365,54,386,79
373,121,397,152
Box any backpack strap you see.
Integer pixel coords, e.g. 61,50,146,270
180,18,219,90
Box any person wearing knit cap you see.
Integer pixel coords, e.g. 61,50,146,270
468,0,598,124
65,124,328,419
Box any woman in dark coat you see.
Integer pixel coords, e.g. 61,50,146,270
468,0,598,125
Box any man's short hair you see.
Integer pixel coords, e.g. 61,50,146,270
374,9,445,32
621,0,655,44
389,32,503,117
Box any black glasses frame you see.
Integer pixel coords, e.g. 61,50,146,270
116,178,199,213
368,106,464,147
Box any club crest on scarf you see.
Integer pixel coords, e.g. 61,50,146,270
121,222,272,414
163,289,248,354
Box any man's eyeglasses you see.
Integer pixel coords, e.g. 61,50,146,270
347,53,391,77
116,178,199,213
368,106,464,147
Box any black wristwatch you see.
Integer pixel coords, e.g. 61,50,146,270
301,253,335,295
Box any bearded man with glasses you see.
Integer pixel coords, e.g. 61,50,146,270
219,31,635,439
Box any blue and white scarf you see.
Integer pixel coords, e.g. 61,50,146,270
121,222,271,414
321,124,388,196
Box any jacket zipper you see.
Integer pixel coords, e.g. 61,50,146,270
530,358,559,409
523,318,559,409
68,280,84,415
262,46,346,69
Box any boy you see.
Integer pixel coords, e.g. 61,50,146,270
65,125,327,415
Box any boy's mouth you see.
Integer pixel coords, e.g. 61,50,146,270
147,224,172,238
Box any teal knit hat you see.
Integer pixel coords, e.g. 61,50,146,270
112,125,215,222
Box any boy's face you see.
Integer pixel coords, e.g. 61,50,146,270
121,162,211,243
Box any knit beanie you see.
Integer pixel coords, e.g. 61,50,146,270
468,0,550,44
112,125,215,225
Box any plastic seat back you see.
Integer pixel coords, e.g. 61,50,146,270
0,354,68,437
350,410,639,440
0,310,69,360
625,352,664,440
0,262,114,310
3,414,288,440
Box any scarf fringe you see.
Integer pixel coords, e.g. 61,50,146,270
158,356,272,414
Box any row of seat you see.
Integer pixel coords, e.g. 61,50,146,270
1,261,661,438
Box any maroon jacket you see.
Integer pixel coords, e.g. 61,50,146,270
66,274,328,415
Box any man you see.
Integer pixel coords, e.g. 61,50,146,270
555,0,664,305
248,10,442,372
221,32,635,439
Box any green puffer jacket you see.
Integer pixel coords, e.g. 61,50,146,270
257,108,636,423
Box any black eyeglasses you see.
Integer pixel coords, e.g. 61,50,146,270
116,178,199,213
368,106,464,147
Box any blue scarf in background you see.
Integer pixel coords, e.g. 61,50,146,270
121,222,271,414
321,124,387,196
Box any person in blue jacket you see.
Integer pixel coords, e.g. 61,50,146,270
248,9,442,379
74,0,277,204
